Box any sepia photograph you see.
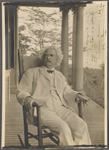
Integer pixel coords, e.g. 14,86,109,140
0,0,108,149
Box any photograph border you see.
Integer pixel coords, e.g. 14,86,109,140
0,0,108,149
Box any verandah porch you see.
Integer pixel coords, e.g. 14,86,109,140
5,93,104,148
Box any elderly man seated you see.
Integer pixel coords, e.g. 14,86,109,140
17,46,91,146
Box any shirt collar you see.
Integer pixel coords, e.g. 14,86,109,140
43,66,55,71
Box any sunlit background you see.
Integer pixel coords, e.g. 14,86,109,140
18,1,107,108
18,1,107,69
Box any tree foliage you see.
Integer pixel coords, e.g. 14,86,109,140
19,7,62,56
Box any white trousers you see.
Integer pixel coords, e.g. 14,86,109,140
39,105,91,146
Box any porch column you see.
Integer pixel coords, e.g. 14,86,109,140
10,6,19,93
14,6,19,89
60,7,70,82
72,5,85,91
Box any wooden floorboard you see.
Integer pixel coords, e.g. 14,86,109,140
5,94,57,147
5,94,105,147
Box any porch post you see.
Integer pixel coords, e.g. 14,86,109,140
60,7,70,82
14,6,19,88
72,5,85,91
10,6,19,93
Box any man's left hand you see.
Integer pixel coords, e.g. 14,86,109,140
76,94,89,106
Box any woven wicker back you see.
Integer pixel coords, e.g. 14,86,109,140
23,55,42,72
18,50,42,80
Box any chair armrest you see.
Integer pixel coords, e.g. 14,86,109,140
78,102,83,119
32,102,43,145
32,102,43,108
76,94,88,104
77,94,89,119
22,101,43,146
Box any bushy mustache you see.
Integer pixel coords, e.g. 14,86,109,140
45,60,51,63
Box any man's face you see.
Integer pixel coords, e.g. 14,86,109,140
44,49,57,69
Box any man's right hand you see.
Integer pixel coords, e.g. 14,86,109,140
24,97,41,109
24,97,34,109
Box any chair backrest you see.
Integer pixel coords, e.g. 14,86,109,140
23,55,42,72
18,49,42,81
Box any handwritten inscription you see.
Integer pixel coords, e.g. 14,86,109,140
84,2,106,69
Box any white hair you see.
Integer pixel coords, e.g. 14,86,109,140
39,46,63,66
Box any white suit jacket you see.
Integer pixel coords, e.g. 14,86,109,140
16,66,78,123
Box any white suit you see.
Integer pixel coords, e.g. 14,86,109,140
17,66,91,146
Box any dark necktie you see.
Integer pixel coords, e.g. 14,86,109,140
47,70,54,74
